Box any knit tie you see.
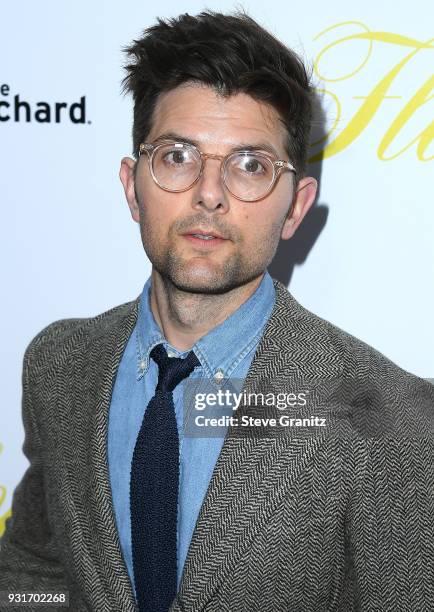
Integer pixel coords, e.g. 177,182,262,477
130,343,200,612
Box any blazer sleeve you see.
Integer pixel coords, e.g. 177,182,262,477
0,336,68,603
346,433,434,611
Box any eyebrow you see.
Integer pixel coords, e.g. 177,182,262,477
152,131,282,159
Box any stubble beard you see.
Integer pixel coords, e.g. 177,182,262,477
136,192,285,296
142,227,269,295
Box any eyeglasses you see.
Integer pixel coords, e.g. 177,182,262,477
138,140,296,202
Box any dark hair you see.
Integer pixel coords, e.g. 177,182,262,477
121,10,314,179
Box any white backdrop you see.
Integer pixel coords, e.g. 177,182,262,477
1,0,433,533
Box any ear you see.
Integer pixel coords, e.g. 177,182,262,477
119,156,140,223
281,176,318,240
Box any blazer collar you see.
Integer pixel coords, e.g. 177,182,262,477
84,280,342,611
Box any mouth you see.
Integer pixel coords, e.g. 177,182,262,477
182,229,228,247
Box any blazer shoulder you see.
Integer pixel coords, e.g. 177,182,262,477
273,278,427,379
24,298,139,368
272,279,434,432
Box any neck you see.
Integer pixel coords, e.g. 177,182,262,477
149,269,264,351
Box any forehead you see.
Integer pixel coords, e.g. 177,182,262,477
147,83,288,156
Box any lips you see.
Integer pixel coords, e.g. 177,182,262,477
181,228,228,248
182,228,227,240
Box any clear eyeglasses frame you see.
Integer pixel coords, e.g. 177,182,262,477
138,139,297,202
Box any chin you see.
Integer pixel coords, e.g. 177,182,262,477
171,271,231,294
176,268,268,295
153,251,260,294
163,265,239,294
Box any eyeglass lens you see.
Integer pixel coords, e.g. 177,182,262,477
151,143,275,201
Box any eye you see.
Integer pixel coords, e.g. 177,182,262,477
233,153,269,176
162,148,191,165
244,158,263,174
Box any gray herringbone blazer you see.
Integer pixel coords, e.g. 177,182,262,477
1,279,433,611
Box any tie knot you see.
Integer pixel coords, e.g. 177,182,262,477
150,343,200,392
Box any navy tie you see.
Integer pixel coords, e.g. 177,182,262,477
130,343,200,612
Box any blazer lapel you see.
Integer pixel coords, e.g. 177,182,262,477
172,280,342,611
86,297,140,611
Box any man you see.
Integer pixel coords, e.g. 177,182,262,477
0,10,433,612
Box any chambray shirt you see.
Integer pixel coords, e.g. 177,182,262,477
108,271,276,597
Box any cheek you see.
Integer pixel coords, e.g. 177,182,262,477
136,165,172,222
240,198,287,235
140,185,177,225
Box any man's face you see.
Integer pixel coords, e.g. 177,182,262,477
120,83,317,294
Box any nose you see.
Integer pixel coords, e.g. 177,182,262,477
191,156,230,213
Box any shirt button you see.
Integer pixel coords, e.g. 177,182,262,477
139,360,146,370
214,369,224,383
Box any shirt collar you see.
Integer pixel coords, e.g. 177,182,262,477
135,271,275,381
